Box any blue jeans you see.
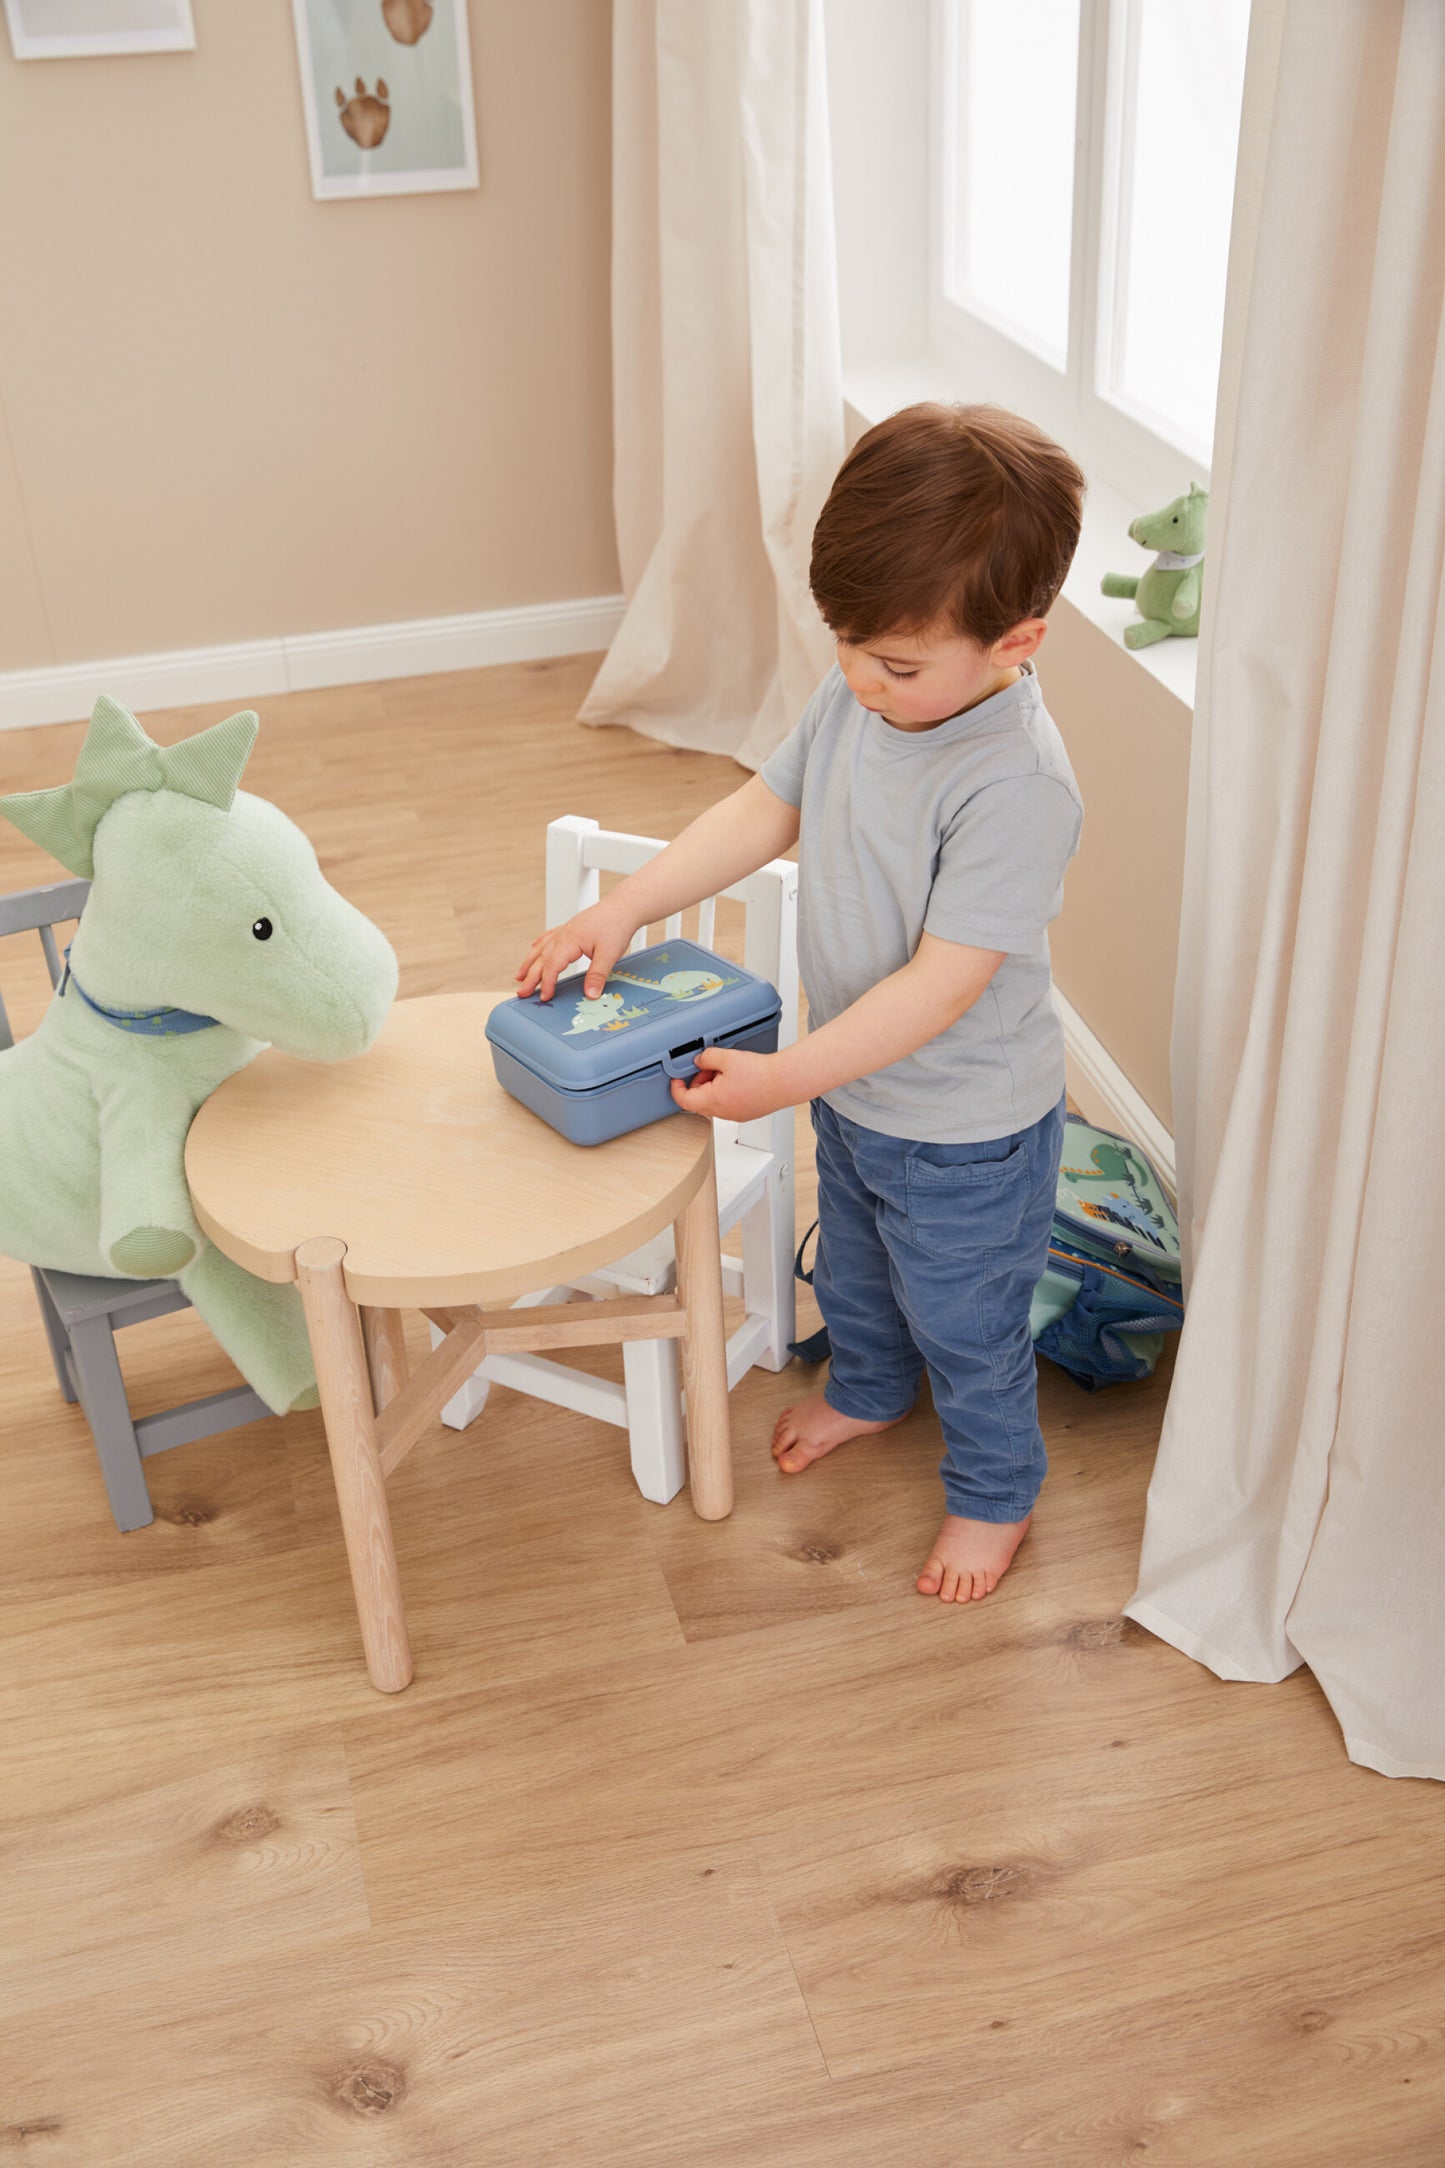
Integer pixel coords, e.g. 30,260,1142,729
810,1092,1066,1523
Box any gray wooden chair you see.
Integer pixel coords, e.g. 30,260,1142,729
2,878,271,1531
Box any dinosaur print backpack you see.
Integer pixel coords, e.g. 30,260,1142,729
790,1114,1183,1390
1030,1115,1183,1388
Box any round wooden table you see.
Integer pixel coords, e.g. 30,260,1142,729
185,992,731,1692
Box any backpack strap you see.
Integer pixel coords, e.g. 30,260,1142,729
788,1220,831,1364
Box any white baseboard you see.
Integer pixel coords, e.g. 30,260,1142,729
1055,986,1176,1195
0,594,625,733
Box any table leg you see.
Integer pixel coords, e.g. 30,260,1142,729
673,1145,733,1520
295,1238,413,1693
361,1306,410,1414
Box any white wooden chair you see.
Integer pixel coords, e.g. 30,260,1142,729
438,814,799,1503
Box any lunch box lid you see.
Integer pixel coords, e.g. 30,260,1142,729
486,939,782,1095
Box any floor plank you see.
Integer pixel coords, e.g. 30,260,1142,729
0,1732,368,2020
1,1853,821,2167
755,1732,1445,2077
335,1575,1249,1919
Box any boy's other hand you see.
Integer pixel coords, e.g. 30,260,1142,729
515,903,634,1002
669,1046,788,1124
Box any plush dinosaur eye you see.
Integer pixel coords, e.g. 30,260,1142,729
251,917,274,941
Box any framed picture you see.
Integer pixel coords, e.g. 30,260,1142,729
3,0,195,58
290,0,479,202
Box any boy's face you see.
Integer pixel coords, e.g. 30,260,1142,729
834,616,1046,731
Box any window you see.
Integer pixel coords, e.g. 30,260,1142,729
934,0,1251,502
942,0,1081,370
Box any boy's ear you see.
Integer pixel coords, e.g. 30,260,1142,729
995,618,1049,666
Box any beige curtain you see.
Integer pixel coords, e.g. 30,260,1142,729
581,0,844,768
1127,0,1445,1779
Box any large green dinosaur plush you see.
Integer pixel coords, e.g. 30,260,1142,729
0,696,397,1413
1101,483,1209,649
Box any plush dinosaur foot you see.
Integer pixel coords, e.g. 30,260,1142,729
109,1226,200,1277
178,1245,318,1414
1124,618,1173,649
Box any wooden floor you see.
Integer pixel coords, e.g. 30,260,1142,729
1,659,1441,2166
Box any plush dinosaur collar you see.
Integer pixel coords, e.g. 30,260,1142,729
1151,548,1205,571
60,950,220,1038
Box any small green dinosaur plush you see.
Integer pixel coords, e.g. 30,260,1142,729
0,695,398,1414
1101,483,1208,649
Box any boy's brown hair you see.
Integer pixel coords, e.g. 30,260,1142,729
809,402,1086,651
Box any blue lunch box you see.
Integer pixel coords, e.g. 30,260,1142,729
486,937,783,1146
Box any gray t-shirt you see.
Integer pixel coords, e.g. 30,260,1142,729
760,659,1083,1143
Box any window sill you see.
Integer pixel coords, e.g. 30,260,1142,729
842,358,1199,718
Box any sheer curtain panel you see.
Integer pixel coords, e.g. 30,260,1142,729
581,0,844,766
1127,0,1445,1781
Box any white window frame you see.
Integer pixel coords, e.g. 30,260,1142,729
930,0,1224,515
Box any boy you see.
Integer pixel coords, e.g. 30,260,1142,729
517,403,1086,1606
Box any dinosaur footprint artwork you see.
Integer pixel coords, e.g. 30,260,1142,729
336,76,390,150
383,0,434,43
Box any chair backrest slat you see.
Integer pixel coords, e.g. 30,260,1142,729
38,923,63,988
0,878,91,1052
0,878,90,940
543,817,799,1155
577,832,657,881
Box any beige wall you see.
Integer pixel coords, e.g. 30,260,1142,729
1044,603,1189,1134
0,0,616,673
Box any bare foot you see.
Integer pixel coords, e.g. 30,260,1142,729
916,1513,1032,1603
771,1391,906,1474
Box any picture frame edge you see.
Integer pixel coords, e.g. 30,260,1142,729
3,0,197,61
289,0,480,205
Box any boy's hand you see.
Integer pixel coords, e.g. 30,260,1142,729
515,902,636,1002
669,1046,789,1124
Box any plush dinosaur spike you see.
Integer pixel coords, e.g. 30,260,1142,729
0,695,259,877
0,775,98,877
155,708,259,811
